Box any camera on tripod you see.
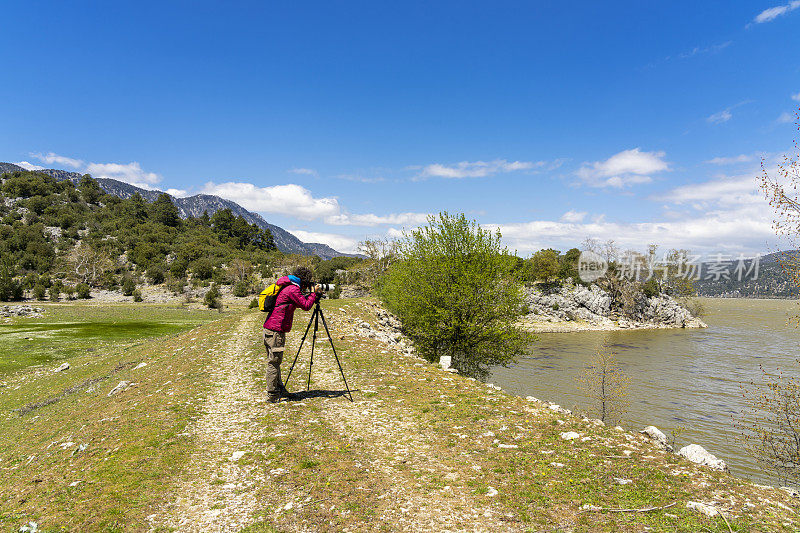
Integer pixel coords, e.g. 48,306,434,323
304,282,335,294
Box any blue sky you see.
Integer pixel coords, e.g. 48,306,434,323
2,1,799,255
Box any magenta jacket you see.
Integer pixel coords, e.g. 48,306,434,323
264,276,318,332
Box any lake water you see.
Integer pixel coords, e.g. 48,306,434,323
489,297,800,485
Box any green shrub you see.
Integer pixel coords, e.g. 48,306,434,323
146,265,166,285
48,285,60,302
192,257,215,280
204,284,222,310
122,276,136,296
378,212,533,380
642,278,660,298
166,277,186,295
76,283,91,299
133,289,143,302
233,279,249,297
249,298,259,309
0,259,23,301
33,284,47,300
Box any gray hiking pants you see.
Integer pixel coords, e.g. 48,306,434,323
263,329,286,396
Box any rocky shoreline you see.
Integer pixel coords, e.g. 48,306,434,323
520,283,707,333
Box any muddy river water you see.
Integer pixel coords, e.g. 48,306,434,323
489,297,800,485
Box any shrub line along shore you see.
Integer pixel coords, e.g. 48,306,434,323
0,299,797,531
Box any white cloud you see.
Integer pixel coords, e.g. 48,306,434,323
704,154,755,165
289,167,318,177
560,210,587,223
85,161,161,186
659,176,760,208
419,159,545,179
677,41,732,59
792,92,800,102
325,212,430,227
576,148,669,188
288,230,359,254
31,152,84,168
753,1,800,23
201,181,340,220
777,111,796,124
165,188,188,197
490,212,774,256
707,109,733,124
15,161,45,170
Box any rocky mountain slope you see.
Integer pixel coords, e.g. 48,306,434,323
1,162,350,259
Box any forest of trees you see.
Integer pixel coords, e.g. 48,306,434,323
0,170,285,300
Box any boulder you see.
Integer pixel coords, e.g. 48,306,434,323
107,381,131,397
686,501,719,517
54,362,70,372
678,444,728,471
640,425,673,451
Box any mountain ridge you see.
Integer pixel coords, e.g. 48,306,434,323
0,162,352,260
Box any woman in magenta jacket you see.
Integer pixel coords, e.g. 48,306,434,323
263,267,321,402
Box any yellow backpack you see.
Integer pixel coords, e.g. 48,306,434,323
258,283,284,315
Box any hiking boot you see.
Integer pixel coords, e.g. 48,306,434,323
268,394,282,403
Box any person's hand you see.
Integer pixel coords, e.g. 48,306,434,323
314,284,324,295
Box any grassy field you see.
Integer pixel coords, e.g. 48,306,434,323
0,299,798,532
0,303,222,374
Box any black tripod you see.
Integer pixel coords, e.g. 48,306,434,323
283,300,353,402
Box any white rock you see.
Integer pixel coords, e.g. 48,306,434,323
107,381,131,397
550,462,565,467
686,501,719,517
55,363,70,372
580,504,602,511
439,355,452,370
230,451,246,461
614,478,632,485
486,486,498,497
678,444,728,471
134,362,147,370
640,426,673,451
560,431,580,440
69,480,82,487
498,443,518,449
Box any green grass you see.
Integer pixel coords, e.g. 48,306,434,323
0,302,221,374
0,303,239,531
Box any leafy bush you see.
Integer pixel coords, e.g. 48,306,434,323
133,289,143,302
76,283,91,299
166,277,186,295
122,276,137,296
146,265,166,285
378,213,532,380
192,257,215,280
642,278,660,298
249,298,259,309
33,284,46,300
204,284,222,309
233,279,249,297
48,284,61,302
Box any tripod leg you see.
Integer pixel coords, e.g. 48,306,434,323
283,307,315,388
318,307,354,402
307,308,319,391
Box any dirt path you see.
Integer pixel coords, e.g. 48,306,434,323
156,314,267,532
